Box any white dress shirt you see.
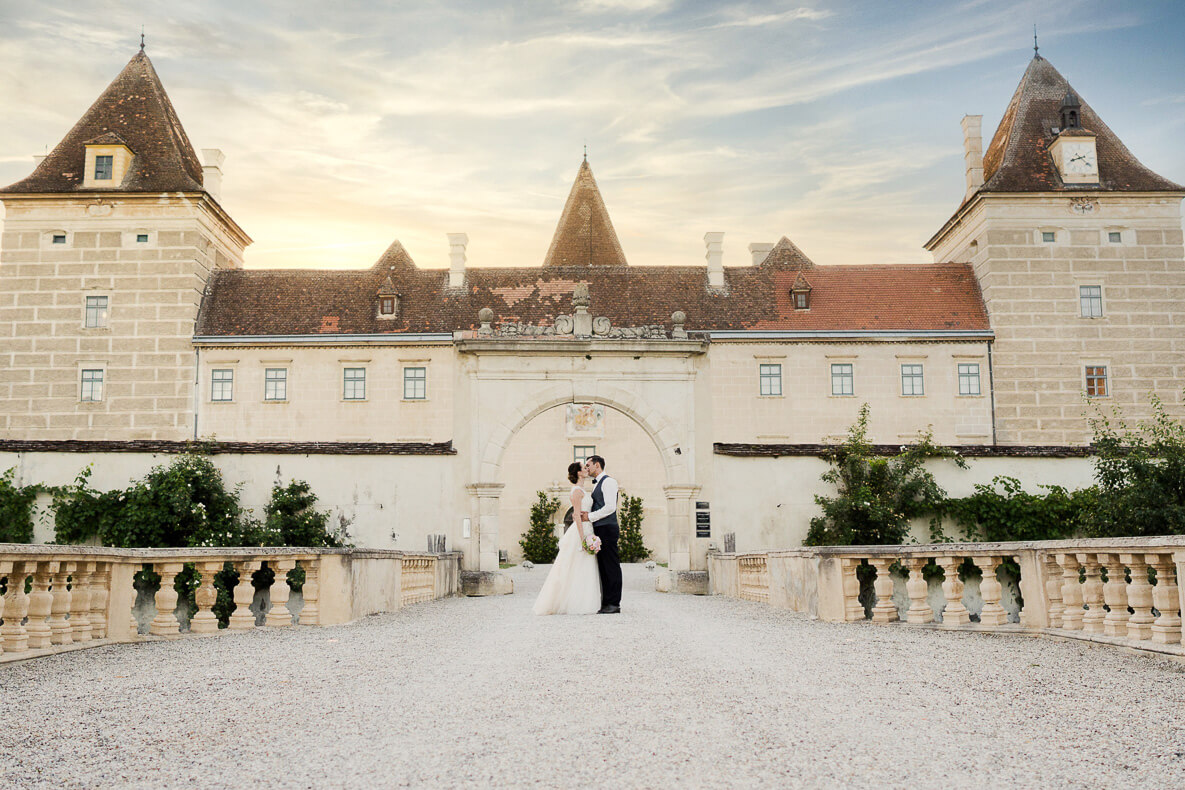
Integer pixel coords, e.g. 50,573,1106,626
587,473,619,524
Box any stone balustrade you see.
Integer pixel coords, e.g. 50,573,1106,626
708,537,1185,658
0,544,461,663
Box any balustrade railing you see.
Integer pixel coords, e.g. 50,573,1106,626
0,545,461,663
708,537,1185,657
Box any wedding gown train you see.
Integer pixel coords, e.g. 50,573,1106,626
533,487,602,615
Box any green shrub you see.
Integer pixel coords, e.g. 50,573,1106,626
618,492,650,562
520,491,560,563
942,476,1097,542
264,480,346,547
0,468,41,544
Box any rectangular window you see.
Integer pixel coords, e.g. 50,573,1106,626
1108,231,1122,243
380,296,396,315
1079,285,1103,318
80,369,103,402
52,234,66,244
958,363,981,396
211,369,234,401
831,363,854,396
94,155,113,180
1085,366,1108,398
84,295,109,328
403,366,427,400
758,363,782,396
573,445,596,464
343,367,366,400
264,368,287,401
1042,231,1056,243
136,233,149,243
901,364,925,396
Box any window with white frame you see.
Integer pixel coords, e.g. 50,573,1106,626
264,368,287,401
343,367,366,400
758,364,782,396
403,367,427,400
211,369,234,401
1085,366,1108,398
80,369,104,402
958,363,981,396
573,445,596,464
1079,285,1103,318
831,363,853,396
901,364,924,396
84,295,109,328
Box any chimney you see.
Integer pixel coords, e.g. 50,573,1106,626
704,232,725,289
961,115,984,200
448,233,468,288
201,148,225,201
748,242,774,266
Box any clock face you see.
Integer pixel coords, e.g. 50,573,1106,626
1062,143,1097,174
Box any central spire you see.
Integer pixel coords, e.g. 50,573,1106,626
542,159,628,267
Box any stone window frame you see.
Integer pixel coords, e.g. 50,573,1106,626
956,362,982,396
342,366,367,401
1083,362,1110,399
758,363,783,397
123,229,156,247
402,366,428,401
1104,226,1132,246
900,363,925,397
82,293,111,330
78,363,106,403
210,368,235,403
44,230,71,249
1078,284,1104,318
1038,227,1063,245
263,366,289,402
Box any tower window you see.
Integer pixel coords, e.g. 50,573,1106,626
1108,231,1122,243
84,295,109,328
1042,231,1056,243
52,234,66,244
136,233,149,243
1085,366,1108,398
80,369,104,402
1079,285,1103,318
94,155,114,180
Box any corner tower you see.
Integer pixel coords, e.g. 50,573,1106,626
0,47,251,440
926,53,1185,445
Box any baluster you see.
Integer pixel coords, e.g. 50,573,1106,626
89,562,109,639
1,562,30,653
129,563,143,636
1010,554,1030,627
977,556,1008,627
938,557,970,627
904,558,934,624
1043,556,1064,628
1121,553,1154,641
49,563,74,646
266,560,296,627
1101,554,1131,638
1150,556,1181,645
840,559,864,621
149,563,183,637
228,560,260,630
190,562,221,635
1058,553,1084,630
0,561,11,655
1079,553,1106,634
70,561,94,642
298,560,321,626
869,558,899,623
26,562,56,649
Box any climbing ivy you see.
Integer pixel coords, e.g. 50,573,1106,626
0,467,41,544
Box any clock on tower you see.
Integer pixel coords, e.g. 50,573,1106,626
1048,89,1100,185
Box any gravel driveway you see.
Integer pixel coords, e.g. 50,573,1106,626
2,563,1184,789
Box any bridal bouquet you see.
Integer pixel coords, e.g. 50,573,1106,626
583,535,602,555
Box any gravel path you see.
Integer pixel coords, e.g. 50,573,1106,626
2,564,1184,789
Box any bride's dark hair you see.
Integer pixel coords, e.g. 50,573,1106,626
567,462,582,484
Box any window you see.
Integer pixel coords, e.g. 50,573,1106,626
84,295,108,328
1079,285,1103,318
343,367,366,400
958,363,981,396
211,369,234,402
1085,366,1108,398
831,363,853,396
1042,231,1056,243
573,445,596,464
52,234,66,245
1108,231,1122,243
264,368,287,401
380,297,396,315
901,364,925,396
94,155,113,180
758,364,782,396
403,367,427,400
136,233,149,243
794,292,809,309
80,369,103,402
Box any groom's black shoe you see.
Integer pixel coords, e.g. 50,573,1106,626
597,605,621,614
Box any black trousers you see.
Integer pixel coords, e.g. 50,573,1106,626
593,523,621,607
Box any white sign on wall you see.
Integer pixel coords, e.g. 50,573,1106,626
566,403,605,438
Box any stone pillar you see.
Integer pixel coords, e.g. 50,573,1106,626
1101,554,1131,638
266,560,296,627
468,483,505,573
89,562,110,639
49,563,74,646
663,484,699,572
977,557,1008,627
1078,553,1106,635
228,560,261,630
938,557,970,627
26,562,56,649
1,561,30,653
904,558,933,624
70,562,95,642
150,563,184,637
841,559,864,622
1151,555,1181,645
1121,553,1154,642
299,560,321,626
1058,553,1083,631
1043,556,1064,628
190,562,222,635
869,558,898,623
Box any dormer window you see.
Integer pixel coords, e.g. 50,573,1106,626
380,297,396,315
94,155,113,180
790,272,812,310
794,292,808,309
377,274,400,319
82,134,134,188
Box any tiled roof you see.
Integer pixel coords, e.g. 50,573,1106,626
542,160,629,266
195,240,990,337
979,55,1182,194
1,50,205,194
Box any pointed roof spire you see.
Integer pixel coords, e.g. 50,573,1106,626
542,159,629,267
978,55,1181,194
758,236,816,269
1,48,206,195
1033,24,1039,59
140,25,145,52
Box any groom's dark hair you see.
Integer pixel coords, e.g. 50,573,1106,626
589,455,606,470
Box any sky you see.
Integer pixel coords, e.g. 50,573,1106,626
1,0,1183,271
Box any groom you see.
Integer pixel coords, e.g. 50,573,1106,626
581,455,621,614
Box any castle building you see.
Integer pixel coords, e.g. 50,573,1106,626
2,48,1182,575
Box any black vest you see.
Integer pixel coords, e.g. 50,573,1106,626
590,475,618,527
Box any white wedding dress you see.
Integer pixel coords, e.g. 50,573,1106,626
533,487,603,615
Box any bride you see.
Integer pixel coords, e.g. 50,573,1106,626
533,462,602,615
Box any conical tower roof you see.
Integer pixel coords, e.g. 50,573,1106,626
542,159,629,267
979,55,1181,193
1,49,205,194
